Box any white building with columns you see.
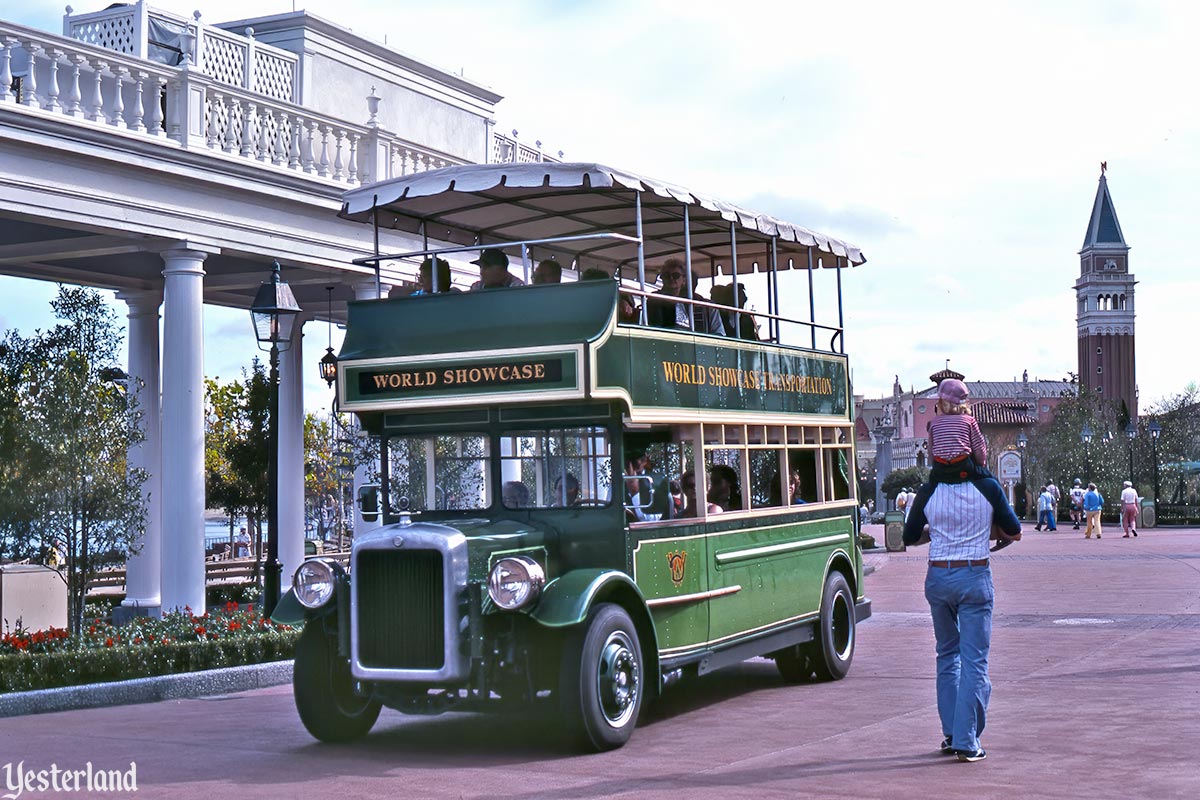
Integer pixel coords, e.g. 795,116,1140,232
0,2,558,615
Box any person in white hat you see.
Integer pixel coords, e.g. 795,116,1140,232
1068,478,1085,530
1120,480,1139,538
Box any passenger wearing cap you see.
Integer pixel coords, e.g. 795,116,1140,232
469,248,525,290
905,378,1016,552
1120,480,1139,538
1068,478,1086,529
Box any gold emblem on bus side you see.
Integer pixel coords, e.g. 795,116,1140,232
666,551,687,587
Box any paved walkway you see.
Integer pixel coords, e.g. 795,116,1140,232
0,523,1197,799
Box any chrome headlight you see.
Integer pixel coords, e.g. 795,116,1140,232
294,558,339,609
487,556,546,611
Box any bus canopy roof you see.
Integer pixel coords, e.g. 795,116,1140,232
340,162,865,277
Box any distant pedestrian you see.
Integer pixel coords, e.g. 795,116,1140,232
901,468,1022,763
1083,483,1104,539
1035,486,1057,531
1045,479,1060,525
1068,478,1085,530
1120,480,1139,538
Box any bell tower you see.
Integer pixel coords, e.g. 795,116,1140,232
1076,163,1137,418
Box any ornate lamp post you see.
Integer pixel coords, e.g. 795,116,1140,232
1016,430,1028,518
1124,421,1137,486
1148,420,1162,519
250,262,301,617
1081,422,1093,483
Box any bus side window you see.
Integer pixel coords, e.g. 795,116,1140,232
789,449,819,504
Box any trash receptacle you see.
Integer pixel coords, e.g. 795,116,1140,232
884,510,906,552
1139,498,1156,529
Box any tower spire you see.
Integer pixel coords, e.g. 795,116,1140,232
1082,163,1126,250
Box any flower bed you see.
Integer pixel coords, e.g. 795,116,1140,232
0,603,299,694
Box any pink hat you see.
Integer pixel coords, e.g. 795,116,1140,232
938,378,969,405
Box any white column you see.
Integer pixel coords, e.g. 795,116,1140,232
117,288,163,612
278,313,309,590
351,279,388,536
160,247,208,615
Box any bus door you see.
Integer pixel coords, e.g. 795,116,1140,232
626,427,709,656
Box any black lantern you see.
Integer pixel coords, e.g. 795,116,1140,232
1015,430,1028,519
1148,420,1162,519
249,261,301,618
319,286,337,388
1081,422,1093,484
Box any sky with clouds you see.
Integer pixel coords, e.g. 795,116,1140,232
4,0,1198,412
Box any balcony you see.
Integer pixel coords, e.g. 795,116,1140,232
1,1,558,192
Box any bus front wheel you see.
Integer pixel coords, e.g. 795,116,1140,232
811,572,856,681
294,623,382,742
559,603,644,751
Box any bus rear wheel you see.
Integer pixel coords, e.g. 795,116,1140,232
811,572,856,681
559,603,644,751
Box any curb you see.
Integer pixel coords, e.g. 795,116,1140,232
0,660,293,718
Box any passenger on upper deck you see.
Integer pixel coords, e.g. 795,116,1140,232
533,258,563,285
470,249,526,290
410,257,458,296
710,283,760,341
646,258,725,335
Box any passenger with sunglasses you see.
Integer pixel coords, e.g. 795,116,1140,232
645,258,725,335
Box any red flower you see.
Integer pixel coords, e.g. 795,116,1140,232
104,638,114,647
194,626,206,637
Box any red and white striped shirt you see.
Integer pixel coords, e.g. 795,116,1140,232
929,413,987,464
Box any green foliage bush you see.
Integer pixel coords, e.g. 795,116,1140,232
0,603,298,694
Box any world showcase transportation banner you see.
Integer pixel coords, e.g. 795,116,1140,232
595,334,849,417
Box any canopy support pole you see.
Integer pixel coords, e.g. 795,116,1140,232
636,191,647,325
730,222,740,339
372,207,381,300
807,247,816,349
424,225,435,293
684,205,694,330
521,243,531,284
769,236,780,343
836,255,845,353
378,435,390,525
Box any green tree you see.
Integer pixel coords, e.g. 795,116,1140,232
203,364,268,559
0,287,147,633
882,466,928,500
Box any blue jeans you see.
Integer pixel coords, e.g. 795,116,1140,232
1037,509,1056,530
924,564,994,752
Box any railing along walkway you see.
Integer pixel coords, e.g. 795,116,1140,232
87,551,350,595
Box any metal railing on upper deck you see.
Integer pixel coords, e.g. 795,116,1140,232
354,235,847,357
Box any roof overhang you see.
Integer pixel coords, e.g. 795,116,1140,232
340,162,865,278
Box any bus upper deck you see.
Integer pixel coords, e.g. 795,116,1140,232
338,162,865,354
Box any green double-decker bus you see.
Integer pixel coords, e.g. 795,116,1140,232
276,163,871,751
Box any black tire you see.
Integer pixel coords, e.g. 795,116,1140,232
293,622,382,742
774,644,815,683
811,572,856,681
560,603,644,751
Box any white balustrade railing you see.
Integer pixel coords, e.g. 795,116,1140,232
64,1,298,102
490,129,561,164
3,17,563,189
0,20,472,188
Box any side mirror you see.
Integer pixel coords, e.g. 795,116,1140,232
358,483,380,522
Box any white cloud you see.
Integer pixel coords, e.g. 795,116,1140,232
6,0,1200,408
